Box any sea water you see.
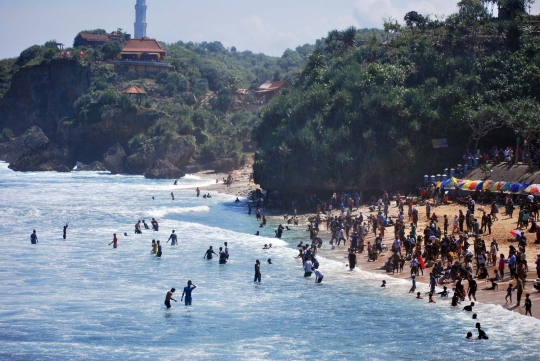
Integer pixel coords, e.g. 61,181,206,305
0,162,539,360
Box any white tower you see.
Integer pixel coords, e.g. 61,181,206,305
134,0,147,38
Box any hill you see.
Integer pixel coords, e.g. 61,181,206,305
253,0,540,195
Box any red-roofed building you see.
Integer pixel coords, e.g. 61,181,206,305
116,38,171,75
255,80,289,103
121,39,166,62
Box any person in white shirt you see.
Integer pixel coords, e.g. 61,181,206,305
314,268,324,283
337,227,346,246
304,257,313,277
393,237,401,255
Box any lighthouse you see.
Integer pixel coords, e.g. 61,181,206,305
134,0,147,38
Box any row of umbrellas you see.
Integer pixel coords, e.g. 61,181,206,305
436,177,540,195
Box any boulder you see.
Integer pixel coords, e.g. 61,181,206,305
144,159,186,179
125,135,195,174
103,143,126,174
206,158,236,173
0,126,49,163
8,142,71,172
78,161,108,171
54,165,71,173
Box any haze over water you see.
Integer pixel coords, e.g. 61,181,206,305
1,162,539,360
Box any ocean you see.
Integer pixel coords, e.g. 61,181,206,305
0,162,539,360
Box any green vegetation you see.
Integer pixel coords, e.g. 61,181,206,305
254,0,540,192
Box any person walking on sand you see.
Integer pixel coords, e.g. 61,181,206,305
505,283,515,304
109,233,118,248
30,230,38,244
525,293,532,316
181,281,196,305
63,223,68,240
254,260,261,283
164,288,177,309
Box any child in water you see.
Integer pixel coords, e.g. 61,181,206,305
152,239,157,254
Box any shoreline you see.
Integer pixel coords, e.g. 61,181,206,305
187,164,540,320
273,203,540,320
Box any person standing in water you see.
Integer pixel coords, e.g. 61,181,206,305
181,280,196,305
170,192,174,200
156,241,162,257
196,187,200,197
63,223,68,240
254,260,262,283
224,242,229,260
203,246,217,260
152,240,157,254
30,230,38,244
164,288,177,308
109,233,118,248
219,247,227,264
167,230,177,246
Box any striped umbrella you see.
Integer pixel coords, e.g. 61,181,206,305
474,181,485,191
501,182,513,191
482,180,494,190
462,180,482,190
524,184,540,195
488,181,506,192
441,177,460,189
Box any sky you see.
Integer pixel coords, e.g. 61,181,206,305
1,0,540,59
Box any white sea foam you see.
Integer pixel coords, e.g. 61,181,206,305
1,162,540,360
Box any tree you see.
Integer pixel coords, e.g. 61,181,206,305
404,11,426,29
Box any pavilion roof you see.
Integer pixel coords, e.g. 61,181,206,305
122,39,166,54
122,85,147,95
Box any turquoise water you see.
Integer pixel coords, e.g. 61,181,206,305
0,162,539,360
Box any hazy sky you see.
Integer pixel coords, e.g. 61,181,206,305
1,0,539,59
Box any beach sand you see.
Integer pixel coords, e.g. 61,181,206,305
313,202,540,320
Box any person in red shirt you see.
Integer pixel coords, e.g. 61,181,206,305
109,233,118,248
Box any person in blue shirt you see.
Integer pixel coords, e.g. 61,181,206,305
181,280,196,305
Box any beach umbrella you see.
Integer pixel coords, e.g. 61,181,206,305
436,181,442,188
441,177,459,189
482,180,494,190
474,181,485,191
510,183,529,193
488,181,506,192
524,184,540,195
462,180,481,190
510,230,521,237
501,182,513,191
458,180,472,189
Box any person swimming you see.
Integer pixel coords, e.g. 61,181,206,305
381,280,386,288
416,292,423,299
267,258,272,264
235,197,240,203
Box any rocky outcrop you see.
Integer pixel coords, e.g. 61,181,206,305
8,142,73,172
54,165,71,173
206,158,236,173
103,143,126,174
144,160,185,179
0,59,90,137
76,161,108,171
0,126,49,163
125,135,195,174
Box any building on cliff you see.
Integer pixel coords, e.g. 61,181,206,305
135,0,147,38
74,31,131,48
255,80,289,103
115,39,172,75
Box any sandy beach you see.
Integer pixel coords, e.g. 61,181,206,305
306,202,540,320
189,159,540,319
